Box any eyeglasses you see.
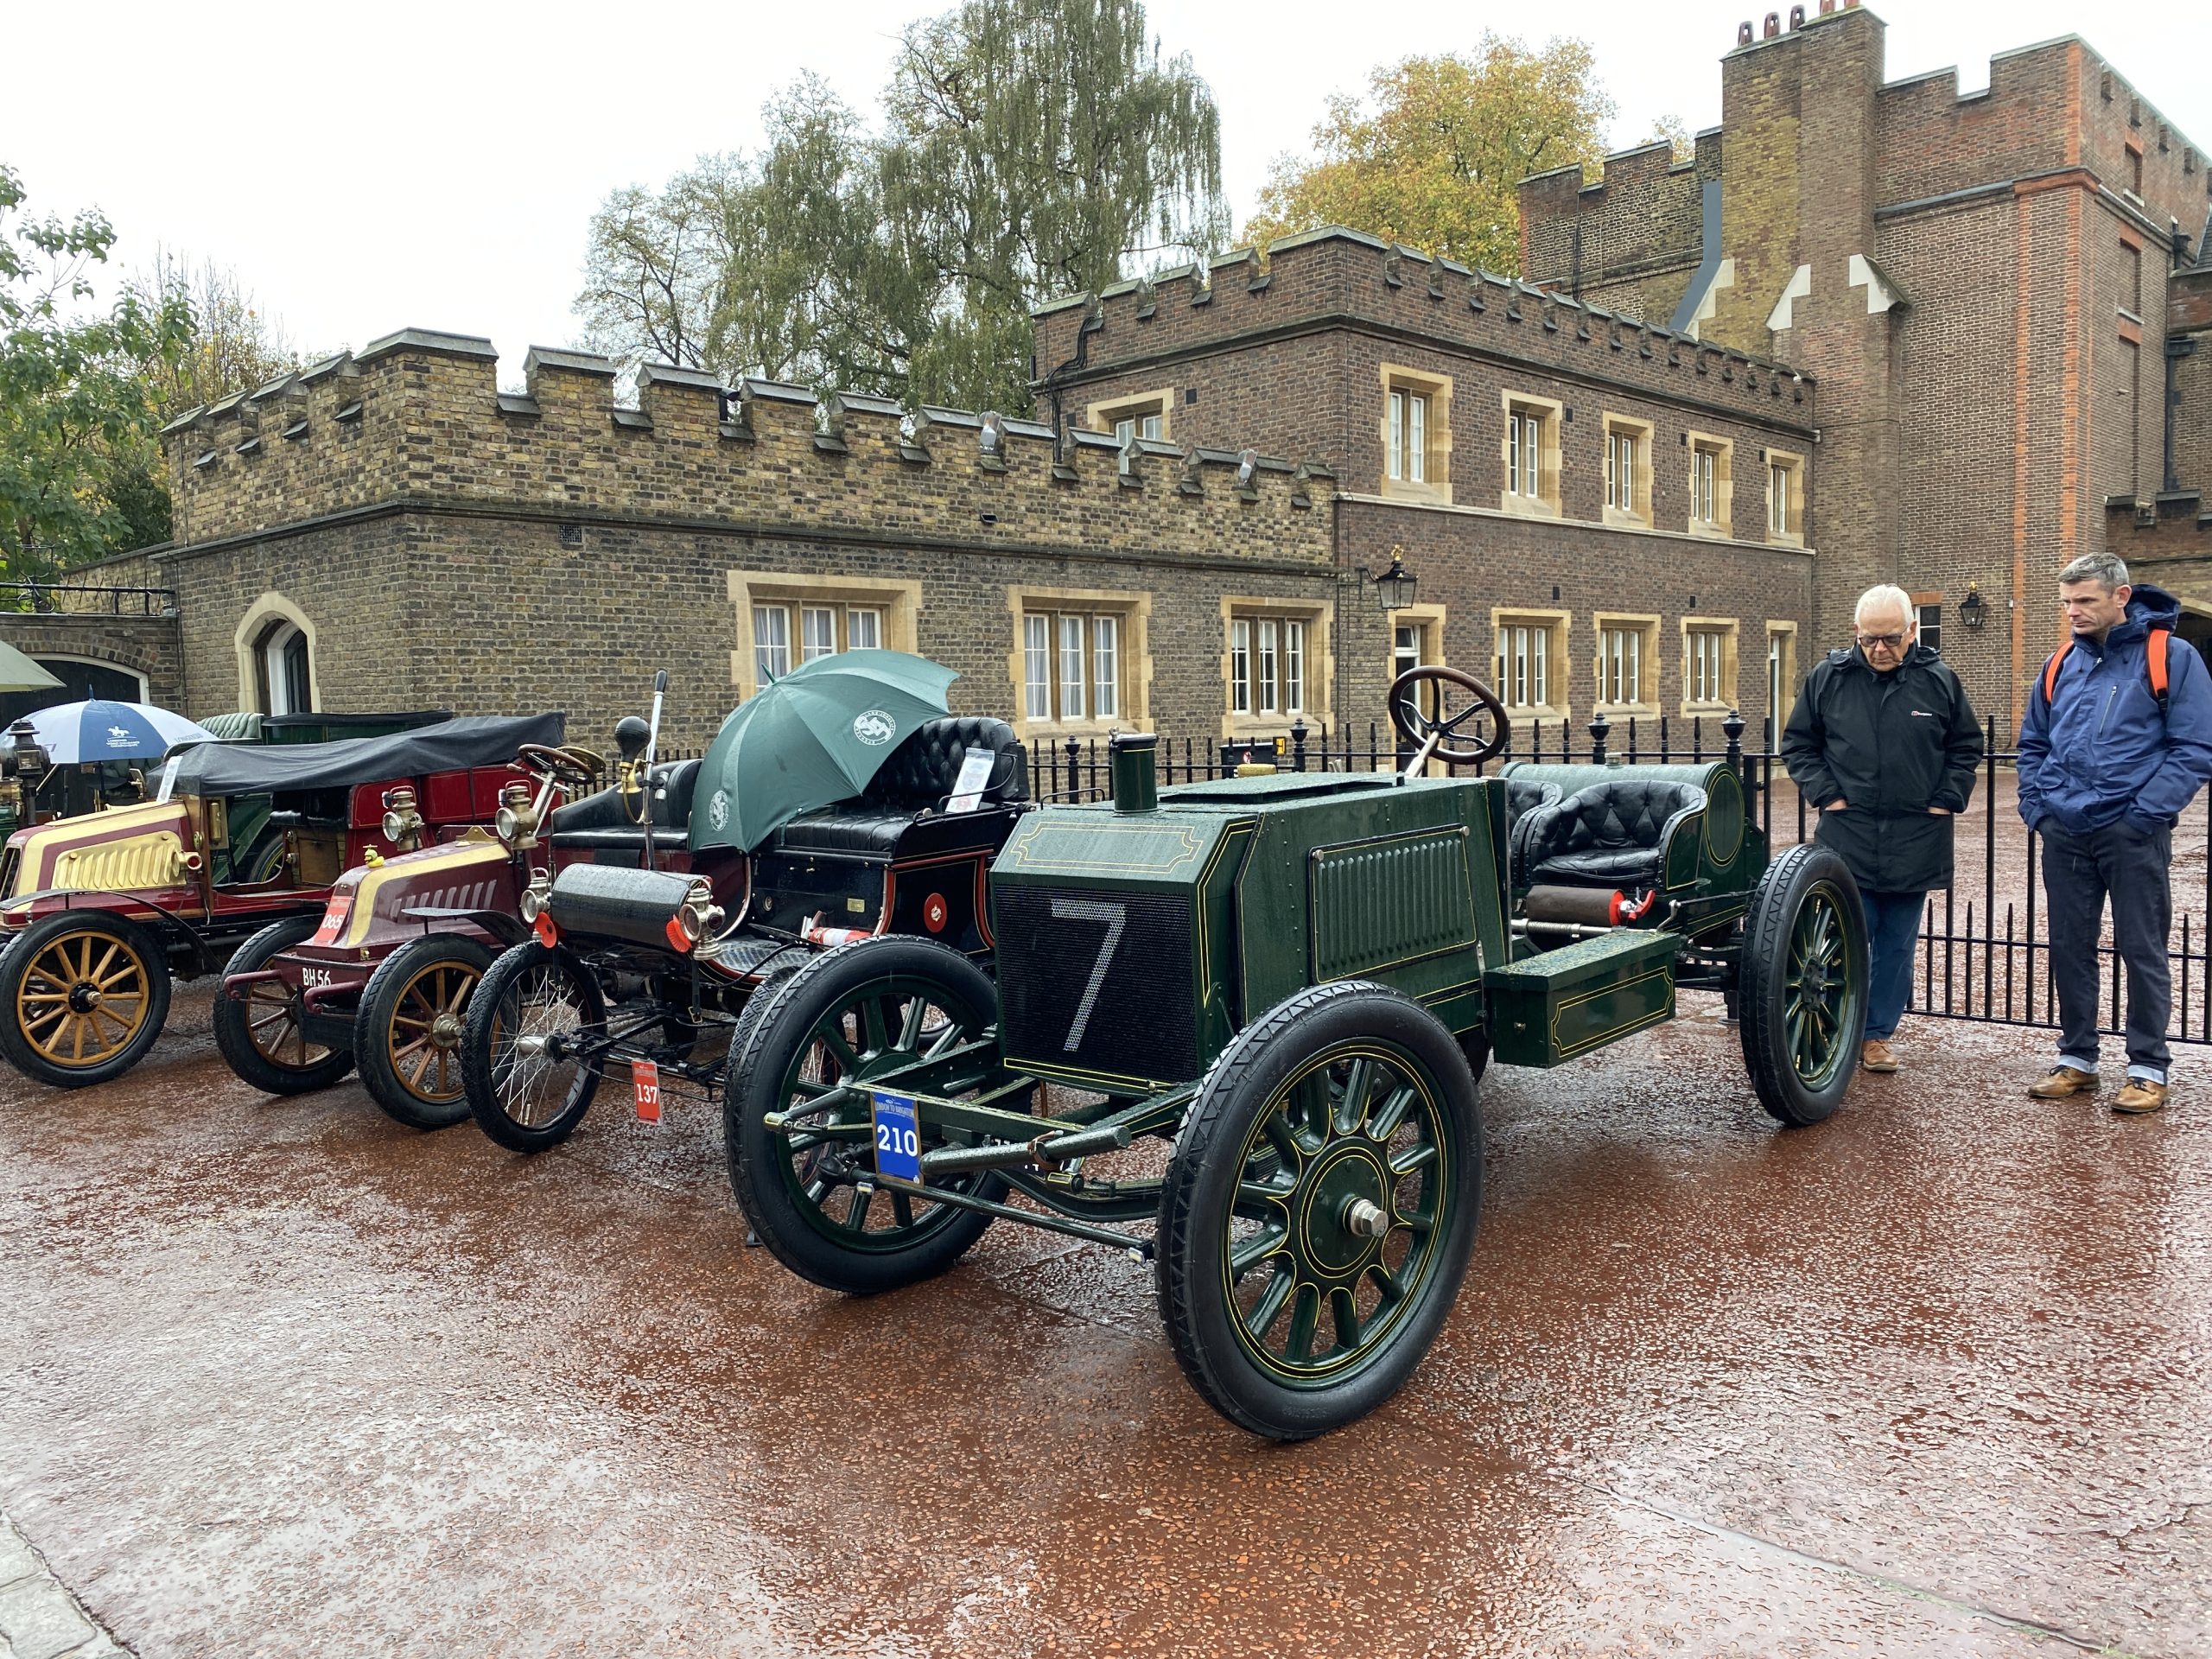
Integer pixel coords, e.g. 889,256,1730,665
1856,632,1906,650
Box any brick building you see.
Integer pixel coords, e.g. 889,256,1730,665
4,0,2204,758
1519,0,2212,729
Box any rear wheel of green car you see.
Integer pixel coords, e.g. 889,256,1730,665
1738,843,1868,1127
727,937,1007,1295
1158,982,1483,1440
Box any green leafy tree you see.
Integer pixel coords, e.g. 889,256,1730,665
575,0,1226,413
1243,37,1617,273
0,165,192,583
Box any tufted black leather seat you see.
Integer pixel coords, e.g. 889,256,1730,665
1521,778,1706,889
774,717,1027,858
544,759,702,852
1503,779,1563,887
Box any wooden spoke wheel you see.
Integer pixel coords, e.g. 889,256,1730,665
460,942,607,1153
359,935,496,1130
727,937,1007,1295
213,918,355,1096
0,911,173,1089
1738,843,1868,1127
1158,981,1483,1440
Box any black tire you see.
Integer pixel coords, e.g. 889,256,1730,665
212,917,357,1096
460,942,608,1152
1157,981,1483,1440
1738,843,1868,1127
358,935,497,1130
0,910,175,1089
1457,1030,1491,1088
727,936,1006,1295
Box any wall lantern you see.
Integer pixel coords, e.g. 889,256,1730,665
1374,547,1420,612
1960,582,1988,631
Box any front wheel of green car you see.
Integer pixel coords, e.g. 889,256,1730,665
727,937,1007,1296
1738,843,1868,1127
1157,981,1483,1440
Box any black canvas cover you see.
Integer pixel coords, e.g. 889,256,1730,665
164,714,564,797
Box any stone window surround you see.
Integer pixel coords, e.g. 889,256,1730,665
232,591,321,715
1764,620,1800,743
1602,411,1656,529
1684,429,1734,539
727,570,920,702
1003,583,1154,741
1764,448,1806,546
1378,363,1453,504
1491,605,1573,724
1591,611,1662,720
1220,595,1332,739
1388,602,1448,683
1497,390,1563,518
1085,388,1175,443
1680,614,1740,717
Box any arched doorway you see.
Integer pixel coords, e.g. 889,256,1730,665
0,656,150,730
2174,599,2212,674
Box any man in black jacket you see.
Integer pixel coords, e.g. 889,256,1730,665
1781,584,1985,1071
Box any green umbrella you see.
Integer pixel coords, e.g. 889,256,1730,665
690,648,958,854
0,639,63,694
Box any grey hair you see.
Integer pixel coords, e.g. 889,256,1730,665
2059,552,2129,591
1853,583,1914,627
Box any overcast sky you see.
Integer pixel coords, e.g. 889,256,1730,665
8,1,2209,386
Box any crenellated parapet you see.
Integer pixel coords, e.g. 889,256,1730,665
1033,225,1813,421
160,327,1337,563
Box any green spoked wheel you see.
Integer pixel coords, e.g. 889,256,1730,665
1158,981,1482,1440
727,937,1007,1295
1738,843,1868,1127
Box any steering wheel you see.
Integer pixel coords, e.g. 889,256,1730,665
515,743,606,791
1387,665,1511,768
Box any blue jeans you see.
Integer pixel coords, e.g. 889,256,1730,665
1861,890,1926,1042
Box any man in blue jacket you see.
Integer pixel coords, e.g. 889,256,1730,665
2018,553,2212,1113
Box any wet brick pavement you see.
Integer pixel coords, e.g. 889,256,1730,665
2,982,2208,1657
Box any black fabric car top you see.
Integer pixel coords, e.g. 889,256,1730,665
163,713,566,797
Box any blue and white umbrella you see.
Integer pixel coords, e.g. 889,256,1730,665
22,700,219,766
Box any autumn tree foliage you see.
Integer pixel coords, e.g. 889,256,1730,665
1242,37,1618,273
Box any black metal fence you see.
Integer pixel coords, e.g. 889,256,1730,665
1026,712,2212,1051
0,582,178,617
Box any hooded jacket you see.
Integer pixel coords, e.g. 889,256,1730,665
1781,640,1983,894
2016,582,2212,835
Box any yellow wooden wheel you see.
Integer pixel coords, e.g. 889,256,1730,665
0,912,173,1087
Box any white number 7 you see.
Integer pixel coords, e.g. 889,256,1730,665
1052,896,1126,1052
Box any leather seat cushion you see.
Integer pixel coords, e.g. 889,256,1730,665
543,828,688,851
863,718,1027,810
772,810,913,857
546,759,702,837
1522,779,1705,889
1529,846,1669,886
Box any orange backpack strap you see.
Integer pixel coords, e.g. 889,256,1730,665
2039,639,2074,708
2149,626,2172,710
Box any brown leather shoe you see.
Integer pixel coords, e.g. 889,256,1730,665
2113,1079,2169,1115
1859,1039,1898,1072
2028,1065,2099,1100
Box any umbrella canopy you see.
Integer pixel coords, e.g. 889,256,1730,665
690,649,957,854
23,699,219,766
0,640,63,694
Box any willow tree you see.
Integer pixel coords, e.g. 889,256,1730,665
575,0,1226,414
1243,37,1618,274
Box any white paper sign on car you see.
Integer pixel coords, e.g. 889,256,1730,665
945,749,995,814
155,757,181,804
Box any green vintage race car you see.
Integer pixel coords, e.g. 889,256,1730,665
712,667,1866,1437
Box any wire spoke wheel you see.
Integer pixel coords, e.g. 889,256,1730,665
1,912,174,1088
728,938,1007,1295
1159,982,1482,1440
461,943,607,1152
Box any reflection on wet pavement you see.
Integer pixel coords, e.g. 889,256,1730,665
2,987,2206,1656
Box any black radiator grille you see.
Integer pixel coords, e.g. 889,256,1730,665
996,885,1197,1084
